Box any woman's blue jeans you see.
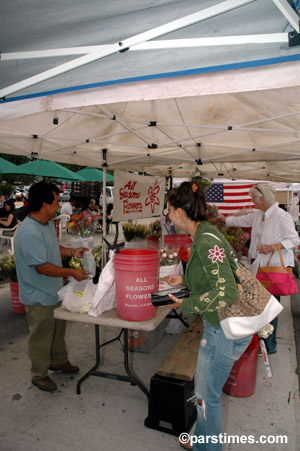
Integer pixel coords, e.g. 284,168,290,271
192,319,252,451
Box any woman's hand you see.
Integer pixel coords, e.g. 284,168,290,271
167,294,183,309
208,215,225,225
257,244,275,254
165,274,183,287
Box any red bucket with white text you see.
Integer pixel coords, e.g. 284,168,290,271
10,282,26,314
113,249,159,321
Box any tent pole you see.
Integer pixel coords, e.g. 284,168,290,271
291,184,295,219
101,150,108,265
102,175,107,239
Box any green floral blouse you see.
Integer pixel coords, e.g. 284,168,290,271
181,221,239,327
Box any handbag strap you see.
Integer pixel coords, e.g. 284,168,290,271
265,243,284,268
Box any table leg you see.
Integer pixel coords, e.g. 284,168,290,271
167,308,189,328
76,325,149,399
123,329,150,399
76,324,101,394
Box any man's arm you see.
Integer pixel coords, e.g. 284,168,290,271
36,263,89,281
60,246,88,259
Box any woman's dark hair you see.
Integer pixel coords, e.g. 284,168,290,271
3,199,16,212
167,180,207,222
28,182,60,212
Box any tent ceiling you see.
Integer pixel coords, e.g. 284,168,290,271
1,1,300,183
1,59,300,183
0,0,299,100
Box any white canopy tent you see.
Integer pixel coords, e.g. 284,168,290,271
1,0,300,183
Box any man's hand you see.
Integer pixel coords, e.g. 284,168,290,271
73,247,89,258
60,246,89,259
72,268,89,281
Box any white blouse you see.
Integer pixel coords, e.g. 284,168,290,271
225,203,300,275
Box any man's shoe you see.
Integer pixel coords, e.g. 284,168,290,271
267,348,277,355
32,376,57,392
49,361,79,373
179,439,193,450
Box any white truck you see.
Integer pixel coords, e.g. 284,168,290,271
99,186,114,207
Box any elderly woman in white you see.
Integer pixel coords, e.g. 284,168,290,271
211,183,300,354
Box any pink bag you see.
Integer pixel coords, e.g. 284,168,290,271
256,245,298,296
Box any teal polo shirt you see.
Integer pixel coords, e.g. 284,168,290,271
14,216,63,306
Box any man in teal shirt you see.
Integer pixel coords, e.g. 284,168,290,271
15,182,89,392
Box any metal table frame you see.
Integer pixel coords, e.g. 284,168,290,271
54,306,170,399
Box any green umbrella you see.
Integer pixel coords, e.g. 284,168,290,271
75,167,114,182
17,159,85,181
0,157,25,174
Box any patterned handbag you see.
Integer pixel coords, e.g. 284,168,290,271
202,233,283,340
218,262,283,339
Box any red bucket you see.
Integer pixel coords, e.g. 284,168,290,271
114,249,159,321
164,234,192,248
10,282,26,314
223,338,259,397
146,236,160,250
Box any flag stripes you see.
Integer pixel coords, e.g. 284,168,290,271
205,183,255,215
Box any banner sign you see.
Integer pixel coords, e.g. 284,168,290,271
113,170,165,220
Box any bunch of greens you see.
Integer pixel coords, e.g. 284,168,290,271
148,220,161,237
133,224,149,239
69,246,102,271
122,222,135,241
0,254,18,282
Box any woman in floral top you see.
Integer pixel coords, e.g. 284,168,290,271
165,180,252,451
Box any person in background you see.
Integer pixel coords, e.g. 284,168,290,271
80,200,90,214
0,194,5,207
16,204,30,222
0,199,18,229
14,195,24,208
88,198,100,216
14,182,89,393
21,195,28,206
210,183,300,355
105,203,114,234
0,195,6,218
71,202,81,214
164,180,252,451
61,196,76,216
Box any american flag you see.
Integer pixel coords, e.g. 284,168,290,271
205,183,255,216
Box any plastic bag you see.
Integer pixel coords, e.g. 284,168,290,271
88,252,116,317
83,250,96,278
58,279,96,313
70,237,94,250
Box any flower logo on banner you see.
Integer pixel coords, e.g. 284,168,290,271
145,180,160,214
208,245,226,263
